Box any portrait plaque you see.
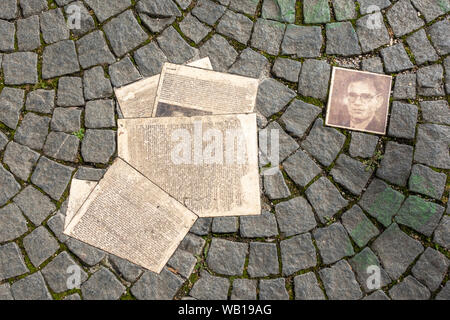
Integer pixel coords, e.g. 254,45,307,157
326,67,392,135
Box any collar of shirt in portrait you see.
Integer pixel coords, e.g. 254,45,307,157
349,112,376,130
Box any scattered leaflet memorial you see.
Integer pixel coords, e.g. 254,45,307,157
64,60,261,273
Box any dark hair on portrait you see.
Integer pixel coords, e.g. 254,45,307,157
327,68,392,133
345,72,386,95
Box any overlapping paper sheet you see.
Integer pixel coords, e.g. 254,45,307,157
64,59,261,273
118,113,260,218
64,158,197,273
115,58,213,118
152,63,259,117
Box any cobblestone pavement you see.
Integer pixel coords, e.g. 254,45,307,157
0,0,449,300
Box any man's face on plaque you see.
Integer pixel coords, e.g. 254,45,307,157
344,81,382,124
